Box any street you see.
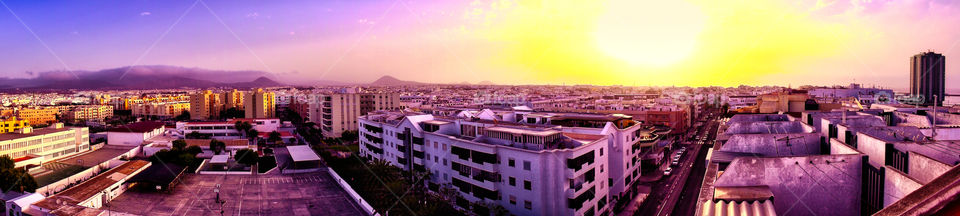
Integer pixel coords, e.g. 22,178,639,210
632,107,720,216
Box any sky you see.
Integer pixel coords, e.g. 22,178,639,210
1,0,959,88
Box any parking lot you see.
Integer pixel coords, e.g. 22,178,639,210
107,171,364,216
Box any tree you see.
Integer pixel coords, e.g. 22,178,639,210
220,108,244,120
209,139,225,155
0,155,39,193
340,130,358,142
246,129,259,143
172,139,187,151
268,131,282,145
175,110,191,121
234,121,253,136
186,146,203,155
234,148,258,167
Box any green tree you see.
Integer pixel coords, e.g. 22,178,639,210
172,139,187,151
0,156,38,193
246,129,259,143
0,155,14,170
235,148,258,167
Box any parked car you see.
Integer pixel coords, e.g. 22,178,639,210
664,167,673,176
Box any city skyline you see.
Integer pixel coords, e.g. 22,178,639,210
1,0,959,88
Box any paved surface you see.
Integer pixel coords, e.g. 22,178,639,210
672,118,719,216
58,145,136,167
107,171,364,216
632,107,719,216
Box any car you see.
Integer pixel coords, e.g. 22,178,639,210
672,158,680,165
664,167,673,176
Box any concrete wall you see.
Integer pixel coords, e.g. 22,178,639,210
907,151,953,184
883,167,922,207
829,139,861,155
856,134,887,167
713,155,862,216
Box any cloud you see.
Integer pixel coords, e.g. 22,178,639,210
140,11,151,16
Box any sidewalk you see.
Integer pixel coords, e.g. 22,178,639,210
617,186,651,216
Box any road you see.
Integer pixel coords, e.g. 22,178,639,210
632,107,720,216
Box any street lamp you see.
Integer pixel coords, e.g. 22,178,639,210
214,184,225,216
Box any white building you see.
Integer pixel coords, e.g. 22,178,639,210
358,109,662,216
175,118,281,140
105,121,165,146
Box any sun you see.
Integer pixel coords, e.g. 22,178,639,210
593,0,706,67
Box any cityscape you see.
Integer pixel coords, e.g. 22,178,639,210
1,1,960,216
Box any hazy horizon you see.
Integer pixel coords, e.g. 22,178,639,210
1,0,959,88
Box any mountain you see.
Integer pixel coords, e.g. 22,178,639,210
478,80,496,85
369,75,427,86
1,65,286,90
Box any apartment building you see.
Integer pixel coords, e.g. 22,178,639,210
190,90,224,120
358,109,662,216
0,123,90,167
116,95,189,110
131,101,190,118
244,88,275,119
223,89,244,110
15,107,58,125
309,93,400,137
62,105,113,123
0,117,29,133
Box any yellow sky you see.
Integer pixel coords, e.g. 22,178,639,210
461,0,856,86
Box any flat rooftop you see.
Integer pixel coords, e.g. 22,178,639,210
34,160,151,211
287,145,321,162
57,145,137,167
0,127,73,141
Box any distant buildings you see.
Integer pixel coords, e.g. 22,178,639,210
131,101,190,118
175,118,281,140
15,107,58,125
808,83,897,107
61,105,113,123
308,93,399,137
223,89,244,110
244,88,275,119
0,117,29,133
910,51,946,106
189,90,224,120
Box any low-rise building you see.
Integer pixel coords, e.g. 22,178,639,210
175,118,281,140
0,123,90,168
62,105,113,123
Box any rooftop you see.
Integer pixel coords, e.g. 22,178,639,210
0,127,73,141
34,160,150,211
107,121,164,133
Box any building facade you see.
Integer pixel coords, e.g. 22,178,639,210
0,117,29,134
190,90,224,120
15,107,58,125
309,93,400,137
358,109,660,216
62,105,113,123
131,101,190,118
244,88,275,119
0,123,89,167
910,51,946,106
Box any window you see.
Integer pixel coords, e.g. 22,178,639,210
443,159,447,166
600,148,604,156
509,195,517,205
524,201,532,209
509,177,516,186
508,158,515,167
442,144,447,151
524,180,532,190
523,161,531,170
434,156,439,163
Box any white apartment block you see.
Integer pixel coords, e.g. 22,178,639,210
308,93,400,138
358,109,662,216
0,123,90,168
